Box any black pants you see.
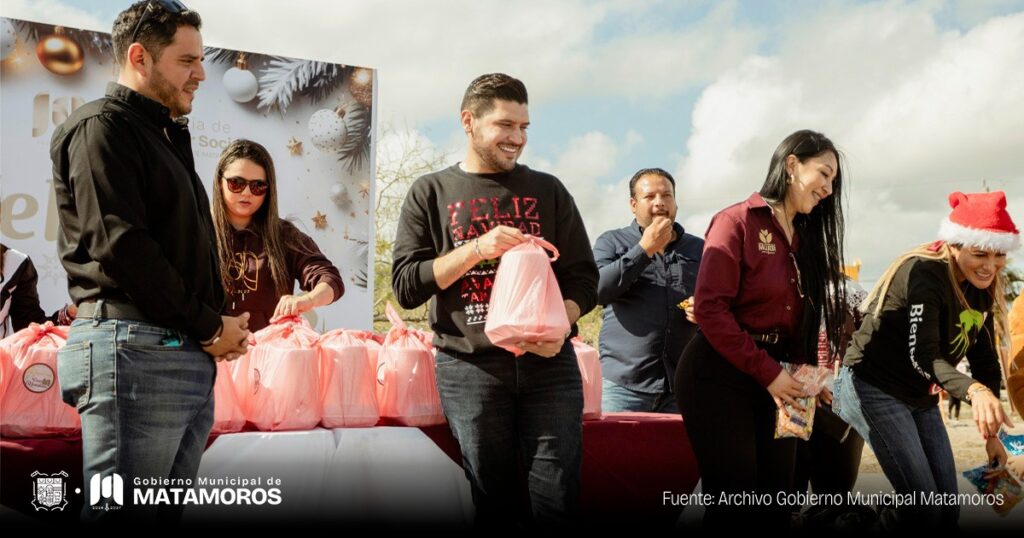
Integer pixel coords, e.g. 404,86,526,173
675,332,797,530
793,417,865,495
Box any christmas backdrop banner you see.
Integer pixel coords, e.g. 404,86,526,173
0,17,376,331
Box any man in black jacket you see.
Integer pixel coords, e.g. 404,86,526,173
50,0,248,521
392,73,598,528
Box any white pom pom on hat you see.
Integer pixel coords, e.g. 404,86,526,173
937,191,1020,252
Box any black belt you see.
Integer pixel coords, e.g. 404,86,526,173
749,331,785,345
77,299,150,322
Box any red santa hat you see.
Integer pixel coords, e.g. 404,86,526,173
937,191,1020,252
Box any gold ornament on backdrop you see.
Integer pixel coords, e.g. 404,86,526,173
312,211,328,230
36,26,84,75
286,137,304,156
348,67,373,108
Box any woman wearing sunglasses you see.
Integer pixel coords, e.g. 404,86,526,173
211,139,343,331
834,191,1018,529
675,130,848,529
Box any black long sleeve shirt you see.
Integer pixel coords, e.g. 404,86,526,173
843,257,1002,408
391,164,598,354
50,83,224,341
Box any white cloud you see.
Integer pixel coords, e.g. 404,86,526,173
182,0,759,125
675,2,1024,279
1,0,107,30
537,130,643,242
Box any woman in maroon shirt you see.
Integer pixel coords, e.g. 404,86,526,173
675,130,848,529
210,139,343,331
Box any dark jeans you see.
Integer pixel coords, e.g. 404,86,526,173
833,366,959,528
433,342,583,530
675,332,797,530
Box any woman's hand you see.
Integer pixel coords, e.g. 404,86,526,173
768,369,807,414
969,384,1014,439
272,294,313,321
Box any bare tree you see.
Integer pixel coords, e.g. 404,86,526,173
372,125,451,331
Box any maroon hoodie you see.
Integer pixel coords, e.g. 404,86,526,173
222,220,343,331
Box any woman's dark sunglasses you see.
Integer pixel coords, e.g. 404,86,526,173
223,176,269,196
129,0,190,45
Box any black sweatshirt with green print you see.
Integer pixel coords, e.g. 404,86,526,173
843,257,1002,408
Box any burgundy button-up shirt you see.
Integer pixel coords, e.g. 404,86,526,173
694,192,805,388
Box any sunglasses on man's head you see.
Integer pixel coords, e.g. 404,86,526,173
129,0,190,45
223,176,269,196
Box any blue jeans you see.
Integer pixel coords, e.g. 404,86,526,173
433,342,583,529
833,366,958,528
57,314,215,522
601,378,678,413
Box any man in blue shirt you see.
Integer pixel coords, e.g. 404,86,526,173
593,168,703,413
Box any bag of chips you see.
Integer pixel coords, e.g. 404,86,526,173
775,364,832,440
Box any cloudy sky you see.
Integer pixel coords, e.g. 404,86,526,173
4,0,1023,285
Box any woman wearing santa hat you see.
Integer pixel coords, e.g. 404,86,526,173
834,190,1019,529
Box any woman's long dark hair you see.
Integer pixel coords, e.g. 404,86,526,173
211,139,291,296
760,130,847,361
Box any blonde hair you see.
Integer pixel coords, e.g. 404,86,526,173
863,241,1010,375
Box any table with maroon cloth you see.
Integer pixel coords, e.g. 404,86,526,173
1,412,697,524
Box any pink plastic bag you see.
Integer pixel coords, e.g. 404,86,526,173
318,329,380,428
232,316,321,431
485,235,570,356
572,337,603,420
336,330,384,372
0,322,80,437
376,303,445,426
211,360,246,434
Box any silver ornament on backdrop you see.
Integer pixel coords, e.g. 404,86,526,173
308,104,352,152
223,52,259,103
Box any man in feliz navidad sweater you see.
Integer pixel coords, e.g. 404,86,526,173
392,73,597,529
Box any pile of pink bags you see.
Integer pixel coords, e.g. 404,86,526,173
212,313,441,433
485,235,570,356
0,322,80,437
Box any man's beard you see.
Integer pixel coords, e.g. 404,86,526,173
470,129,517,173
148,67,190,117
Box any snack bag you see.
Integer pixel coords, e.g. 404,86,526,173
775,364,832,440
963,460,1023,515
